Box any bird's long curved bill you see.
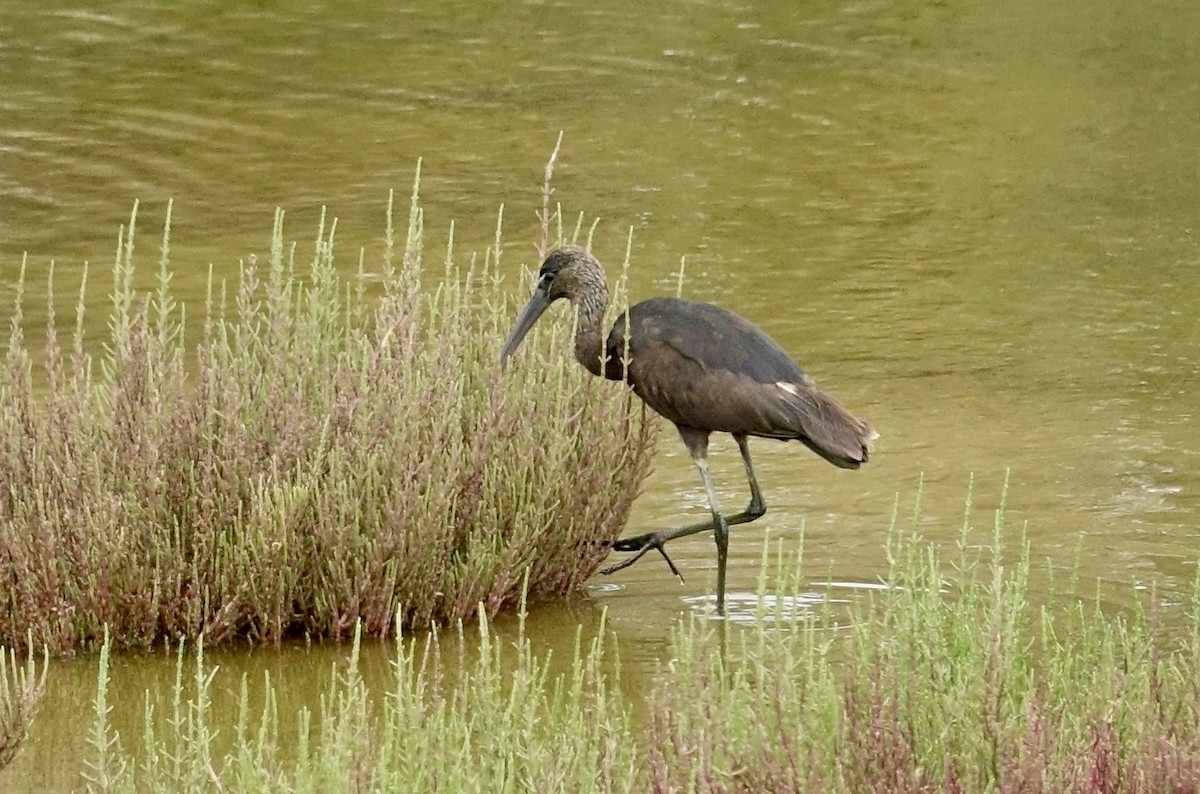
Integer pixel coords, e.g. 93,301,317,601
500,290,551,368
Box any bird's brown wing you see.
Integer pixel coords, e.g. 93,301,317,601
610,297,874,468
614,298,806,383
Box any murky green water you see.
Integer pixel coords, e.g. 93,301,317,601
4,0,1200,788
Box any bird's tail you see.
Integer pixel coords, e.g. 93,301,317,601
785,382,877,469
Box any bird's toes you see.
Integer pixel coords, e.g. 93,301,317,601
598,533,685,582
598,556,635,576
654,545,684,581
611,532,657,552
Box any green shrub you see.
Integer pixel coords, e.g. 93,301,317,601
71,501,1200,793
0,171,657,654
81,602,643,793
0,642,46,772
646,486,1200,793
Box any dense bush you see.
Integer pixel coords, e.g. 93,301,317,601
0,177,657,654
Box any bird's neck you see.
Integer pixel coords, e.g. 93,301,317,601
572,286,609,378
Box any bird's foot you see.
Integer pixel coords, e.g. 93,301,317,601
599,532,684,582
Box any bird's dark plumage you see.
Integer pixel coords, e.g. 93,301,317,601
606,297,873,469
501,245,875,615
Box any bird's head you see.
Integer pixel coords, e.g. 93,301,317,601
500,246,606,367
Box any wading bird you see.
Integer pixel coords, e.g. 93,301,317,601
500,246,876,615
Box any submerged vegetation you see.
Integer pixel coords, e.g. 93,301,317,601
0,170,657,655
8,510,1198,791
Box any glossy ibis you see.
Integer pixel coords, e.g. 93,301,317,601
500,245,876,615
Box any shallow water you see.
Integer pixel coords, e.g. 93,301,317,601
4,0,1200,787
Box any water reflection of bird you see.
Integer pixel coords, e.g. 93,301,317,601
500,245,876,615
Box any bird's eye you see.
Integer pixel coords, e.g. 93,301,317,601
538,271,556,288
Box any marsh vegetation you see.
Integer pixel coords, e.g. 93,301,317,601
0,175,656,656
5,503,1198,791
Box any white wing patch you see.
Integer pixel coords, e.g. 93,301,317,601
777,382,801,397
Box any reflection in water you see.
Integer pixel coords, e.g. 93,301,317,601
594,581,855,625
3,0,1200,788
681,589,847,624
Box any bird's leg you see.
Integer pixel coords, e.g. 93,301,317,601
695,455,730,615
601,428,757,616
734,433,767,519
601,432,769,574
